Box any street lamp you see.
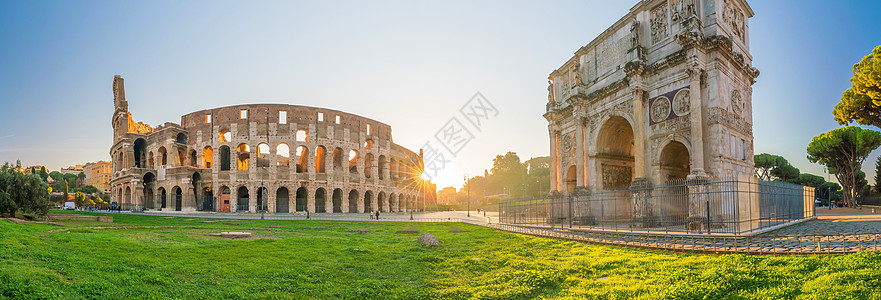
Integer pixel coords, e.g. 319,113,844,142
464,173,470,217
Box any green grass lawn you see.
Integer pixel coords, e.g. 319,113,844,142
1,212,880,300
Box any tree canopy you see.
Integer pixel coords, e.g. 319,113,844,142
754,153,789,181
0,169,51,217
833,45,881,127
807,126,881,207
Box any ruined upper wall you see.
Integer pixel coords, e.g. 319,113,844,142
548,0,754,103
180,104,394,144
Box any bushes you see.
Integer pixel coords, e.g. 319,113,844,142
0,169,50,217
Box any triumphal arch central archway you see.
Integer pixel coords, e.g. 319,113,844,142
546,0,759,194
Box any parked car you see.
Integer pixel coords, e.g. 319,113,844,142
63,202,76,210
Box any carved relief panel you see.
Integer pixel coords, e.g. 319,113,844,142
650,5,668,44
723,0,745,42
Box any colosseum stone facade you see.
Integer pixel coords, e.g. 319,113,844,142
109,75,424,213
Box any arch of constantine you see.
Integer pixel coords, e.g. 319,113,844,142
546,0,759,193
109,76,424,213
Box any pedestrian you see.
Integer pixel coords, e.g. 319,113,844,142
375,210,380,220
369,211,373,220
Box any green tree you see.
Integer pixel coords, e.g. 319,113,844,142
0,169,51,217
792,173,825,188
39,168,48,182
48,171,62,182
754,153,789,181
76,172,86,187
817,182,843,204
833,46,881,127
74,192,87,208
490,152,527,197
807,126,881,207
771,164,800,182
77,185,99,194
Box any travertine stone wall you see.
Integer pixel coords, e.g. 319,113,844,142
545,0,758,194
109,76,423,213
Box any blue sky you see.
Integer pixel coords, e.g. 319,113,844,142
1,0,880,189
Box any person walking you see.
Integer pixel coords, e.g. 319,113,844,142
375,210,380,220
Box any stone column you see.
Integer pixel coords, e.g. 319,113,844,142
268,185,276,213
631,89,647,179
249,185,257,213
307,188,315,213
574,118,585,188
549,126,561,193
687,67,706,175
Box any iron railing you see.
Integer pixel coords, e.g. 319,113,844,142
499,177,816,235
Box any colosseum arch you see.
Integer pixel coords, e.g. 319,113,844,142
158,147,168,166
595,115,635,190
176,133,187,144
296,130,308,142
134,138,147,168
256,187,268,212
203,146,213,168
237,144,250,171
315,188,327,213
219,145,231,171
219,186,231,212
277,143,290,167
257,143,271,168
315,146,326,173
378,191,386,212
158,187,167,209
295,187,308,212
364,153,375,178
348,189,359,213
348,150,359,174
378,155,387,180
171,186,182,211
236,186,249,212
189,149,197,167
276,187,289,213
332,147,344,172
295,146,309,173
332,188,343,213
364,190,374,212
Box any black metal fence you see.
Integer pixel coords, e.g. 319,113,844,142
499,177,815,235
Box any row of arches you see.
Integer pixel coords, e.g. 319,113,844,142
133,184,416,213
563,115,692,192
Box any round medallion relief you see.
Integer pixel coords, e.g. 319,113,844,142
672,90,690,116
651,96,672,123
562,133,573,152
731,89,744,115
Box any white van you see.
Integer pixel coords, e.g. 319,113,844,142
63,202,76,210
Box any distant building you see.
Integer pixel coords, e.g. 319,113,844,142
437,187,460,205
84,161,112,193
59,165,84,175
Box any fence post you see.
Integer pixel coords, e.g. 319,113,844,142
568,193,573,229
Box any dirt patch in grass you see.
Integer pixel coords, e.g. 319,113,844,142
6,218,31,225
349,226,380,233
448,226,469,233
201,220,226,223
397,226,419,234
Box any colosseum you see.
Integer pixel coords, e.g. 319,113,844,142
109,75,425,213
